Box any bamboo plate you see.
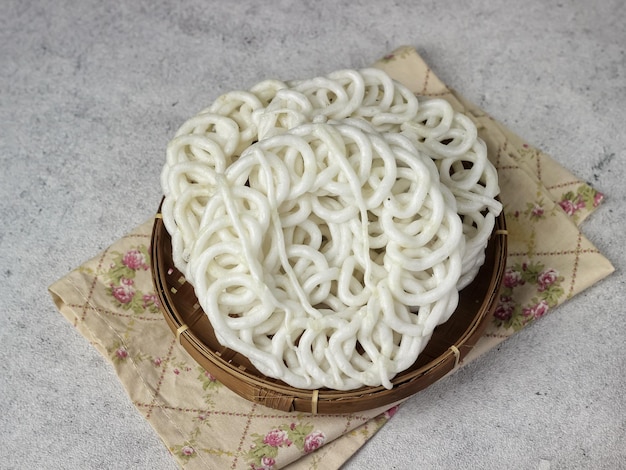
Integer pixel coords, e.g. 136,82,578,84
151,205,507,414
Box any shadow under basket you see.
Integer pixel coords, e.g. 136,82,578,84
151,207,507,414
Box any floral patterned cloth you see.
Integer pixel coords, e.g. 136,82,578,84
49,46,614,470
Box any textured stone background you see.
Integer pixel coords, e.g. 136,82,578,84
1,0,624,468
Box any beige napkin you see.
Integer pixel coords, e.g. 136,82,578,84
49,46,614,470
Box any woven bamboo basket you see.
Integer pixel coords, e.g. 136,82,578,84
151,205,507,414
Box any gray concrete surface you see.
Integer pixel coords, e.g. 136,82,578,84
1,0,624,468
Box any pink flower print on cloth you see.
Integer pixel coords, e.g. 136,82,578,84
558,185,605,222
383,405,400,419
114,346,129,361
503,268,525,289
111,277,135,304
303,430,326,453
180,445,194,457
493,296,516,322
170,442,197,463
263,429,292,448
523,300,550,320
559,198,584,216
537,269,559,292
247,421,328,468
122,248,149,270
493,260,565,331
105,245,161,314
